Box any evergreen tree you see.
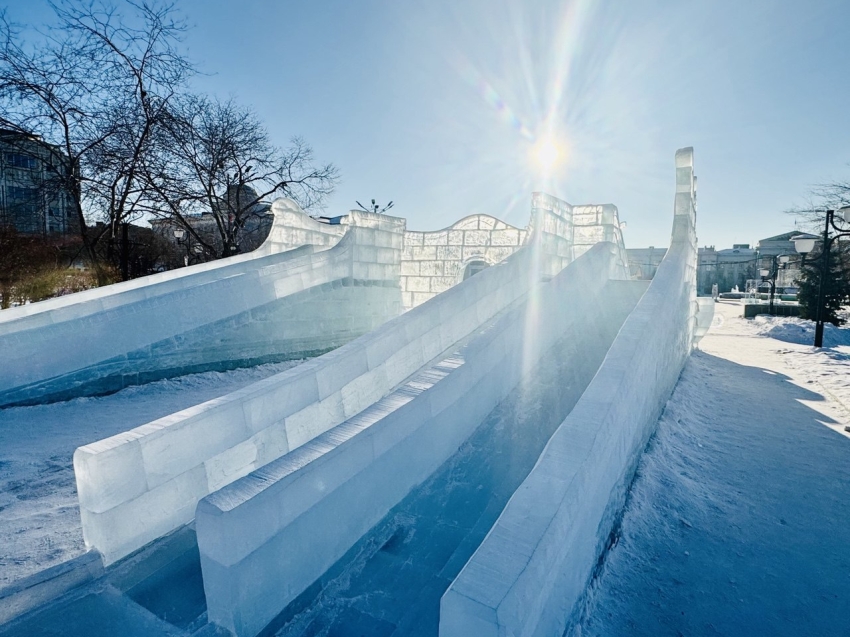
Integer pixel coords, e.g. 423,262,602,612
796,242,850,325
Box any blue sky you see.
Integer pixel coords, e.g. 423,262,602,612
10,0,850,248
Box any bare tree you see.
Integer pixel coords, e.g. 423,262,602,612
142,94,339,259
0,1,193,280
785,175,850,232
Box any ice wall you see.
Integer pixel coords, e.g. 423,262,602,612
528,192,574,272
440,147,699,637
572,204,630,278
195,242,629,637
73,240,558,566
400,215,528,310
0,201,399,407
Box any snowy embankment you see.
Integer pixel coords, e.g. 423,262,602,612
0,360,303,589
749,313,850,348
575,303,850,636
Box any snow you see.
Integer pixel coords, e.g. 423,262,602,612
574,300,850,636
748,313,850,348
0,360,303,589
708,303,850,429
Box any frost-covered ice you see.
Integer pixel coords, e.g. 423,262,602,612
0,360,303,589
575,301,850,636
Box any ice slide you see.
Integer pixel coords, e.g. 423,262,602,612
193,149,704,637
440,147,703,637
1,149,703,637
0,200,404,408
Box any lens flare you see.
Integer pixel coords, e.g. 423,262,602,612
532,136,561,172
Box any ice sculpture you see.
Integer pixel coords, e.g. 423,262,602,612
68,189,630,566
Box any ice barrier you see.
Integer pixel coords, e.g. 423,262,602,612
0,200,400,407
195,242,629,637
72,214,577,566
439,147,699,637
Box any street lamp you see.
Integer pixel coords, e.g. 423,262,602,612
758,260,779,315
173,227,192,266
792,205,850,347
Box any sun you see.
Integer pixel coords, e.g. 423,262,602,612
531,136,562,172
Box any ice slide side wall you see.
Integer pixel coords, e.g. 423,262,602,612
0,200,369,407
72,239,562,566
439,147,699,637
195,243,631,637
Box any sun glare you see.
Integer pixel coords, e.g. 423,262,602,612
531,136,561,172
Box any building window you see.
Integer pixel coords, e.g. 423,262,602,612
4,152,39,170
6,185,39,202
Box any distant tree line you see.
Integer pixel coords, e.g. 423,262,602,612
0,0,337,286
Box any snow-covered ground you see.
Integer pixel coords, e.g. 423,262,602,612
575,301,850,636
707,302,850,432
0,360,304,589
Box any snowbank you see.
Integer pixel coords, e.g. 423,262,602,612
0,202,401,407
439,147,699,637
195,243,633,637
750,315,850,348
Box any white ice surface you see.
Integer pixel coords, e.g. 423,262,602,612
0,360,302,589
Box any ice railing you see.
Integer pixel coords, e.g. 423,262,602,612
572,203,630,279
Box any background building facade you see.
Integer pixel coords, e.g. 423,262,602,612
0,129,75,236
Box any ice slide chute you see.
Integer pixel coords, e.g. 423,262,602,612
70,198,583,566
0,200,403,407
194,148,703,637
195,242,640,637
440,147,702,637
3,151,703,636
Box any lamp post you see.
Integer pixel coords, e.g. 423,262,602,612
758,263,777,315
173,227,190,267
792,205,850,347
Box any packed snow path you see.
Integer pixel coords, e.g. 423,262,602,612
266,291,642,637
0,360,303,588
575,301,850,636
